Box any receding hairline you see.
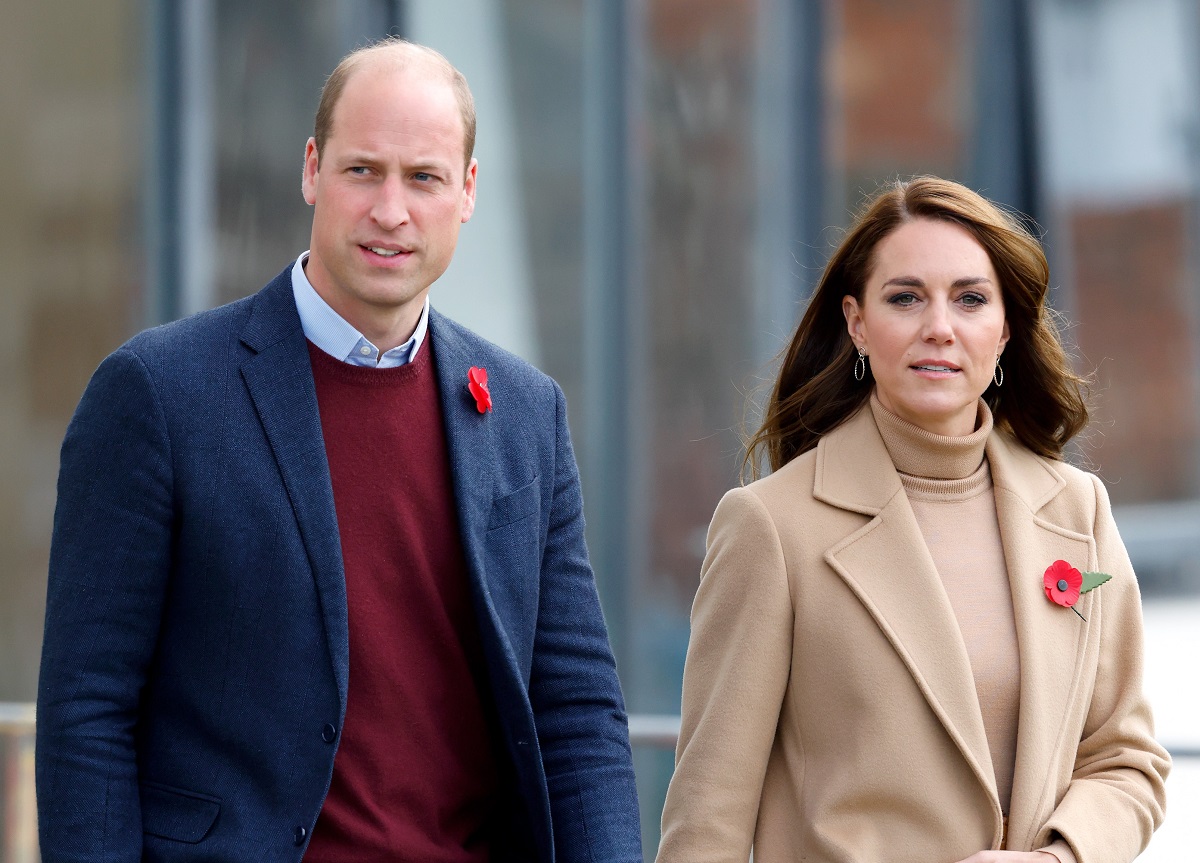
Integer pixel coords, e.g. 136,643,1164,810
313,38,477,168
340,39,458,89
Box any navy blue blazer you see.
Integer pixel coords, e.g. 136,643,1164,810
36,268,641,863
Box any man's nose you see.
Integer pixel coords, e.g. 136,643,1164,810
371,176,409,230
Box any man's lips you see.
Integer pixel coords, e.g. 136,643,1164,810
361,244,412,258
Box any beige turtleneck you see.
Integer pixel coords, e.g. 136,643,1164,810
870,395,1021,817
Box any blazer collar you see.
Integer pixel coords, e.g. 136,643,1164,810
427,310,519,667
427,308,497,546
238,269,350,710
816,404,1094,840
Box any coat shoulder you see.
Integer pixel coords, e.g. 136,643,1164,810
715,448,832,551
119,275,282,366
428,309,555,391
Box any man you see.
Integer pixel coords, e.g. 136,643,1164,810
36,38,641,863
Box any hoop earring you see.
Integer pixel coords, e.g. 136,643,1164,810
854,347,867,382
993,360,1004,387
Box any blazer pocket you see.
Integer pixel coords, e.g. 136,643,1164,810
140,780,221,843
488,477,540,530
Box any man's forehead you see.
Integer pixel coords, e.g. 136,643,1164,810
334,62,460,128
344,51,453,99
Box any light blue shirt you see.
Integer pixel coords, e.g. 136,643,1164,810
290,252,429,368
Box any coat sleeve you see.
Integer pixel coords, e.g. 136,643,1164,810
36,347,174,863
656,487,793,863
528,382,642,863
1036,474,1170,863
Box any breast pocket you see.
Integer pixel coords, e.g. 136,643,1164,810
140,781,221,843
487,477,540,531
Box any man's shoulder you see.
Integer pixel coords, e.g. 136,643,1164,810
120,267,294,361
428,308,556,392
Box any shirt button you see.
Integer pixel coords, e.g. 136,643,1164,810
294,825,308,846
359,345,371,356
321,723,337,743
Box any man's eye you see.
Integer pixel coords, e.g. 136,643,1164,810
349,166,370,175
413,172,433,182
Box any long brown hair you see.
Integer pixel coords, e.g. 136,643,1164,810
744,176,1089,479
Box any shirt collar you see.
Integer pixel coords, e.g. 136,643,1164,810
290,251,429,368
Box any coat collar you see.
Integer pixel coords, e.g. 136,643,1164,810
815,404,1094,842
987,431,1095,848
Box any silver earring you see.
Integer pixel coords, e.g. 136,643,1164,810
993,359,1004,387
854,346,867,382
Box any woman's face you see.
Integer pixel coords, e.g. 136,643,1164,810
842,217,1009,437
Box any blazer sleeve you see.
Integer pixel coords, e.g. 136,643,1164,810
36,347,174,862
656,486,793,863
527,382,642,863
1036,474,1170,863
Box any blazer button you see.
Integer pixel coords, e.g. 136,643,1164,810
293,825,308,846
321,723,337,743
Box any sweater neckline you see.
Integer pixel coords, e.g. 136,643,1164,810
870,392,992,481
306,337,432,387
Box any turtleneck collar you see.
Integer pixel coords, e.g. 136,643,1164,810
869,393,993,481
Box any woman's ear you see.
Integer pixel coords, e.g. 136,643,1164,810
842,295,865,350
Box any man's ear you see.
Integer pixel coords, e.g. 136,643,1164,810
460,158,478,223
302,138,320,206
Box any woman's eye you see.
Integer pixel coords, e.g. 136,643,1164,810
960,292,987,307
887,292,918,307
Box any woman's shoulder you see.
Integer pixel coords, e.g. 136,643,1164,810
989,429,1111,523
734,446,821,508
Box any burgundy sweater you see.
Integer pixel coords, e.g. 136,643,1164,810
303,341,499,863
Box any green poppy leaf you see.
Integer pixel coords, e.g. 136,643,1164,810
1080,571,1112,594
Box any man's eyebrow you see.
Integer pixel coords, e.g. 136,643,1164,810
335,152,453,174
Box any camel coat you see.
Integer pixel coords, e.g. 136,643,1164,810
657,405,1169,863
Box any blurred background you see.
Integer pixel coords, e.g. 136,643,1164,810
2,0,1199,859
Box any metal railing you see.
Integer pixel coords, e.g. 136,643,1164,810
0,703,37,863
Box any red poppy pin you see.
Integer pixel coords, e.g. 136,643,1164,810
467,366,492,414
1043,559,1111,621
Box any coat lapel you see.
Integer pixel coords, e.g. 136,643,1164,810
987,433,1094,847
238,272,349,707
817,407,998,804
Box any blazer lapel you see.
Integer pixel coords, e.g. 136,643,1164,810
427,312,511,652
818,407,999,804
239,272,349,707
987,433,1094,847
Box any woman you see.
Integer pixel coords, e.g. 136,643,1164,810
657,177,1169,863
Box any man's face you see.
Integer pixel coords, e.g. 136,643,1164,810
301,60,477,348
